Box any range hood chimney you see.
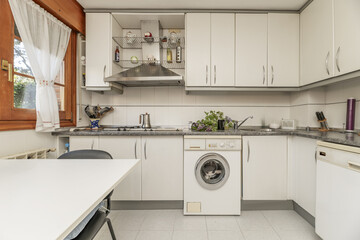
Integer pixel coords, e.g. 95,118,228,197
105,20,184,87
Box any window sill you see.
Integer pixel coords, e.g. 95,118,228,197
0,120,76,131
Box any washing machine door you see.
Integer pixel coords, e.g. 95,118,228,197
195,153,230,190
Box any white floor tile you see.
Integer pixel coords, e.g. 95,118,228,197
136,231,173,240
174,215,207,231
95,229,138,240
276,230,321,240
208,231,245,240
111,210,146,231
172,230,208,240
140,210,178,231
206,216,240,231
236,211,273,231
242,229,281,240
262,211,313,232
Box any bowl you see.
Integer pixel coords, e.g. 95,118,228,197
269,123,281,129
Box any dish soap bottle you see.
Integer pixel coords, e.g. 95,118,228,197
167,48,173,63
115,46,120,62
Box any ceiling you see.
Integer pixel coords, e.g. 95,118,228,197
77,0,309,11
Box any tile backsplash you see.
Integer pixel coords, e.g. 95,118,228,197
78,78,360,129
90,87,291,127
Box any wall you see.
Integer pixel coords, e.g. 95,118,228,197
0,130,56,158
90,87,291,128
290,77,360,129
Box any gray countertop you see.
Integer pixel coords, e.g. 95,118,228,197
52,128,360,148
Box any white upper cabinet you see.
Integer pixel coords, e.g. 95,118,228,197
186,13,211,87
334,0,360,76
210,14,235,87
86,13,112,88
268,13,299,87
235,14,268,87
300,0,334,86
186,13,235,87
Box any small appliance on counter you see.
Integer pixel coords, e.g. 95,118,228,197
281,119,296,130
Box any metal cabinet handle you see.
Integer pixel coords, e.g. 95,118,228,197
315,151,317,161
336,47,341,72
103,65,106,79
325,51,330,75
247,140,250,163
8,63,13,82
206,65,208,84
271,65,274,84
214,65,217,84
91,139,94,150
144,140,147,160
134,140,137,159
262,65,265,85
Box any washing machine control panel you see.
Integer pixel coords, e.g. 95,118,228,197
206,139,241,150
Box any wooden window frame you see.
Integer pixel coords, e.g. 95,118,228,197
0,0,77,131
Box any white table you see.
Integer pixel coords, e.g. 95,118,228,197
0,159,139,240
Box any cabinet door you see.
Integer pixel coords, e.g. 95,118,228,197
141,136,183,200
235,14,268,87
334,0,360,76
211,14,235,87
268,13,299,87
98,136,141,201
69,136,99,150
186,13,211,87
243,136,288,200
291,137,317,216
86,13,111,88
300,0,334,85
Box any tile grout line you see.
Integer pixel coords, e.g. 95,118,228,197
261,211,282,240
234,215,247,240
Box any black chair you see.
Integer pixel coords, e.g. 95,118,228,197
59,150,116,240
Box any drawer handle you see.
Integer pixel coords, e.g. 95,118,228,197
348,161,360,170
319,151,326,157
189,146,201,149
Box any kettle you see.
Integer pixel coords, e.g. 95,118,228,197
139,113,151,129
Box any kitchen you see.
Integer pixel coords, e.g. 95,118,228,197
1,0,360,239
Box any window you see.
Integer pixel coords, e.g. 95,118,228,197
0,2,77,131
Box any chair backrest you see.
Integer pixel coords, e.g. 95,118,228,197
58,150,113,159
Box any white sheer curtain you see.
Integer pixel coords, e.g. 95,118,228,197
8,0,71,132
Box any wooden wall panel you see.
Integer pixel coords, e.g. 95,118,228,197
33,0,85,34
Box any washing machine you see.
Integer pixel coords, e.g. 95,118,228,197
184,135,241,215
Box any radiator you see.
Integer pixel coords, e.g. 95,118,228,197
1,148,56,159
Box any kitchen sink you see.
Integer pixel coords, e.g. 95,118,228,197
238,128,276,132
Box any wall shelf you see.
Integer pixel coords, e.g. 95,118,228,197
113,36,185,49
113,60,185,69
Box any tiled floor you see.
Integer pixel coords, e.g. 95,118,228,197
94,210,321,240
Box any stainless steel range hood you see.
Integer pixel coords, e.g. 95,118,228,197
105,20,184,87
105,64,183,87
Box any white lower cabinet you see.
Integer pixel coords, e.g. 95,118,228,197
141,136,183,200
69,136,99,150
98,136,142,201
242,136,288,200
290,137,317,216
70,136,183,201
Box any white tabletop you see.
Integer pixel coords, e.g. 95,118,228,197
0,159,139,240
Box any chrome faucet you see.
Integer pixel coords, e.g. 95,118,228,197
235,116,253,129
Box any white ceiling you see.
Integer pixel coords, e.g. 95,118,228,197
77,0,309,11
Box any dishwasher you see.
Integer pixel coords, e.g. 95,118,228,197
316,141,360,240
